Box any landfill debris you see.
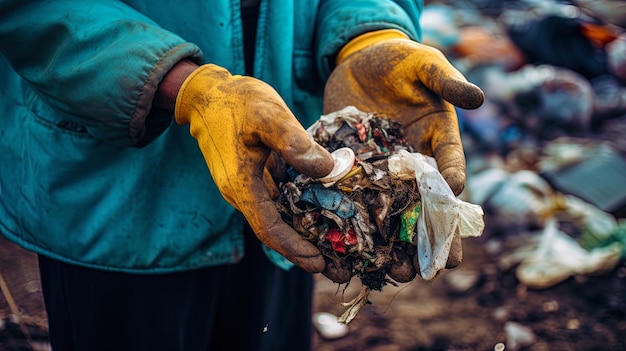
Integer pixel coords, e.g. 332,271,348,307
420,4,460,51
0,316,50,351
311,312,349,340
443,267,480,294
467,167,556,234
467,163,625,289
504,321,537,351
430,0,626,159
463,64,595,152
515,216,623,289
276,106,485,323
539,140,626,214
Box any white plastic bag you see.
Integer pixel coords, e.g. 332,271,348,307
390,150,485,280
516,218,622,289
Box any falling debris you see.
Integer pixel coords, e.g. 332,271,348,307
276,107,485,323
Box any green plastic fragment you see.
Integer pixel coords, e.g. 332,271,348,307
400,203,421,243
581,220,626,259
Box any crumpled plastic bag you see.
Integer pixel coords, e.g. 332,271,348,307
516,218,623,289
510,195,624,289
389,150,484,280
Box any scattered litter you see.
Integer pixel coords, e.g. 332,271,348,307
542,300,559,313
566,318,581,330
540,140,626,214
504,321,536,351
466,148,626,289
443,267,480,294
466,167,556,234
312,312,349,340
494,342,506,351
515,217,622,289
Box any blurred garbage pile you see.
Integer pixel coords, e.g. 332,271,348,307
0,236,50,351
276,106,485,323
423,0,626,289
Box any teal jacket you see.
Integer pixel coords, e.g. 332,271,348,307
0,0,422,273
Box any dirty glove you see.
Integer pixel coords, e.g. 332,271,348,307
324,30,485,279
324,29,484,195
174,63,334,273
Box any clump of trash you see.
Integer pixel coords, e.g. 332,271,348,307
276,106,485,323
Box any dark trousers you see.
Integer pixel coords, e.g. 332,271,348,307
38,228,313,351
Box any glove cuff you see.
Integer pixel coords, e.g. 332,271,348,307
337,29,410,65
174,64,231,125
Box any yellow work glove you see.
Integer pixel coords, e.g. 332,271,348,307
324,30,485,279
174,64,334,273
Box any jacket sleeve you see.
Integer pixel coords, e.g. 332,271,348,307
0,0,203,147
316,0,423,79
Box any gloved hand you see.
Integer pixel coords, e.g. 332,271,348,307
324,30,485,279
173,63,335,273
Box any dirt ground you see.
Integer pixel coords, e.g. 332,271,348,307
312,235,626,351
3,232,624,351
0,237,50,351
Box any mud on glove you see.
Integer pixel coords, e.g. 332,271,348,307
174,63,335,273
324,30,485,277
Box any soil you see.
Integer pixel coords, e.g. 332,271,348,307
312,235,626,351
0,237,50,351
3,233,624,351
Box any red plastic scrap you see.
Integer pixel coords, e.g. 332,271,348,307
326,228,358,254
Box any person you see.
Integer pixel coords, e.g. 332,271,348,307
0,1,484,350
